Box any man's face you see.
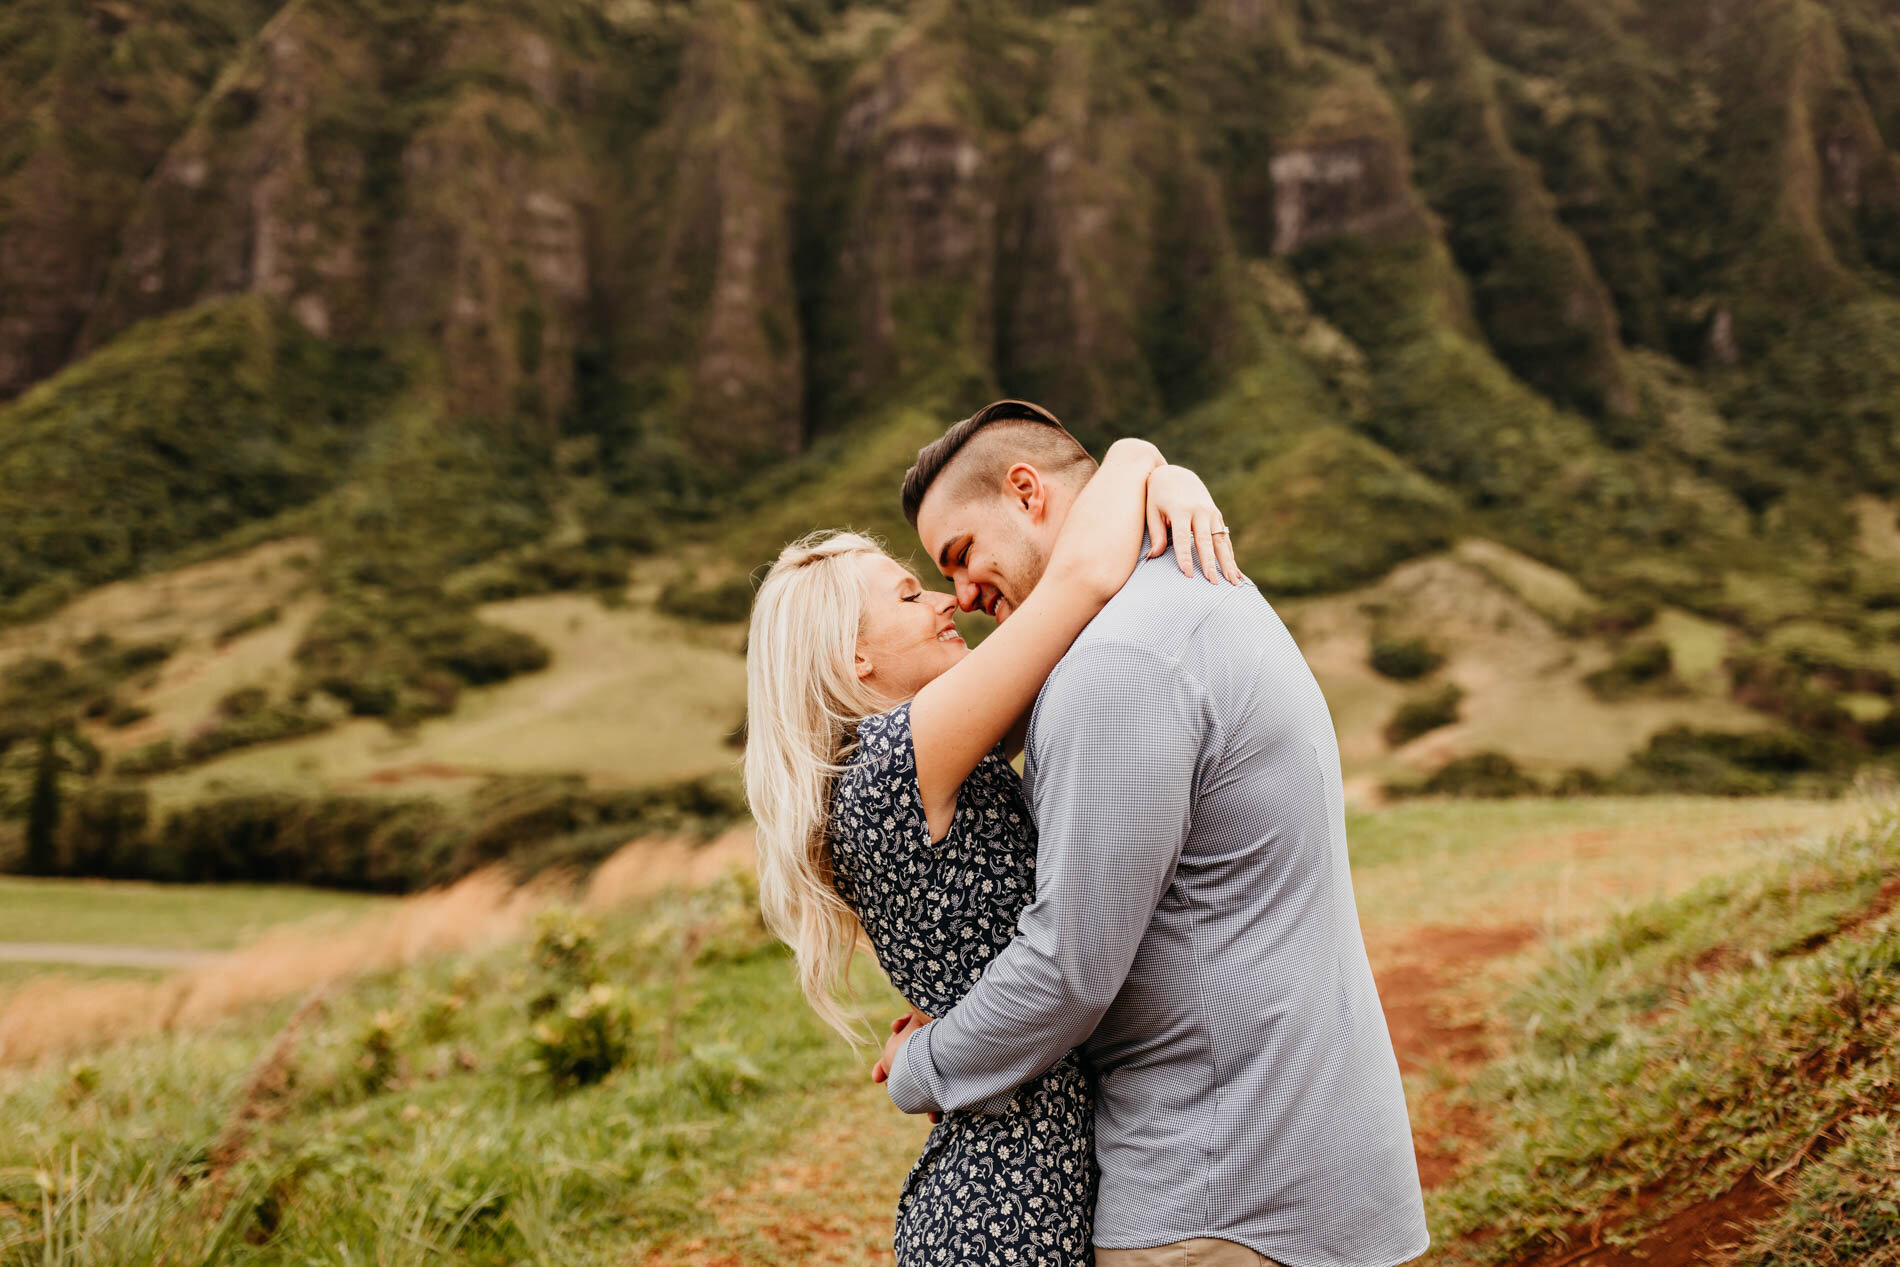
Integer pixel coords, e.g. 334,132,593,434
913,476,1054,624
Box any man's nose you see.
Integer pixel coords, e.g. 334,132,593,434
954,577,981,612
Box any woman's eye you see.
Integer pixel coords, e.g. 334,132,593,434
902,592,922,603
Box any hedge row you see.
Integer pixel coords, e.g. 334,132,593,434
7,772,748,893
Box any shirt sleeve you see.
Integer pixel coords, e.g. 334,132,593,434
886,639,1209,1115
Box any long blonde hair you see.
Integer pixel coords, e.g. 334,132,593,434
743,530,892,1042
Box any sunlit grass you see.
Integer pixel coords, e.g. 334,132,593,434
0,796,1877,1264
143,597,746,809
0,875,907,1265
0,877,388,952
1428,811,1900,1263
1347,796,1873,938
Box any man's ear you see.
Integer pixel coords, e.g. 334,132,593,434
1003,463,1047,521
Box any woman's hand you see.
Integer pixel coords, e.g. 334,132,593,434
871,1007,941,1122
1144,464,1242,584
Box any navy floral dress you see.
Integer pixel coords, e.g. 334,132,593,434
829,703,1096,1266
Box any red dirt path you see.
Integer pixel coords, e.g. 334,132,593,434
1372,923,1540,1190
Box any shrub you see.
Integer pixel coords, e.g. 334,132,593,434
3,657,69,694
115,738,182,776
356,1010,403,1094
1420,751,1540,798
295,594,550,723
1383,683,1464,747
104,702,150,728
1584,639,1677,700
531,907,603,992
1553,766,1607,796
444,543,631,603
1369,636,1443,681
149,793,448,890
59,784,151,875
215,605,282,645
1607,725,1851,796
34,773,743,891
179,700,329,764
431,622,550,685
217,686,270,717
1727,653,1862,741
527,984,636,1089
85,637,178,678
657,576,755,624
1584,598,1657,637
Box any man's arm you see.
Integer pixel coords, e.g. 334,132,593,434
884,639,1207,1115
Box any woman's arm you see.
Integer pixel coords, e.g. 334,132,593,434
909,442,1236,839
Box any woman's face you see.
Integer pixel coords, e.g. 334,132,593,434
854,552,969,703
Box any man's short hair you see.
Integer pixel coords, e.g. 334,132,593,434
900,399,1095,527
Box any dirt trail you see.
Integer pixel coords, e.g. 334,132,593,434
0,828,754,1068
634,916,1545,1265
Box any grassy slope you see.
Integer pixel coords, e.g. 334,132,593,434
0,525,1841,816
0,298,394,622
142,596,747,808
0,876,386,952
0,872,913,1265
0,796,1879,1264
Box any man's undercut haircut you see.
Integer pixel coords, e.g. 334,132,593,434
900,399,1095,527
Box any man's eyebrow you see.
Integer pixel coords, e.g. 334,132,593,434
936,533,968,573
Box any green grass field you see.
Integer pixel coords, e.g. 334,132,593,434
1,795,1889,1265
0,877,389,953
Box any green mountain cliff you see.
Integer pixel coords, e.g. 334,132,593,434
5,0,1900,882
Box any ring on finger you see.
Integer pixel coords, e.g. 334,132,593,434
1210,526,1232,537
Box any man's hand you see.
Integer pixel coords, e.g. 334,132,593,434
871,1009,939,1123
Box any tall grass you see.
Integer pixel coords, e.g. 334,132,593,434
0,863,901,1265
1432,812,1900,1261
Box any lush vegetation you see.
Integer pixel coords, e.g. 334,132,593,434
0,299,393,623
4,0,1900,871
0,871,907,1265
0,797,1884,1263
1,772,746,894
0,875,387,953
1430,810,1900,1263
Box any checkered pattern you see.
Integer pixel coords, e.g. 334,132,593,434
887,550,1431,1267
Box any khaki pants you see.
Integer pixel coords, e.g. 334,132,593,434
1096,1239,1282,1267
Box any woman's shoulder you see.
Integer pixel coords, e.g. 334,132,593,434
842,702,914,776
831,704,917,818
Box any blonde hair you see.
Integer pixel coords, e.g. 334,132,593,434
743,530,892,1042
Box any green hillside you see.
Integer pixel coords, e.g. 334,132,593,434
0,798,1886,1263
5,0,1900,884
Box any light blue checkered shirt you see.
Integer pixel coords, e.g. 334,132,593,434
887,549,1430,1266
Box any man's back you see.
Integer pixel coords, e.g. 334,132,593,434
1024,553,1428,1263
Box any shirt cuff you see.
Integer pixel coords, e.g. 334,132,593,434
886,1024,937,1115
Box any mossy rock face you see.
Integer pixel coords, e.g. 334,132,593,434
6,0,1900,803
0,0,279,398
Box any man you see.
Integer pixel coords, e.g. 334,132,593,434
875,399,1429,1267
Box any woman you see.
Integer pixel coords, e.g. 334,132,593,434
743,437,1240,1266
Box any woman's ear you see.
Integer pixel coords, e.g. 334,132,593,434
854,651,874,681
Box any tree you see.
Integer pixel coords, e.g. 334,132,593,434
23,730,60,875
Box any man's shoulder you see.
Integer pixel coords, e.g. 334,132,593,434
1074,551,1269,657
